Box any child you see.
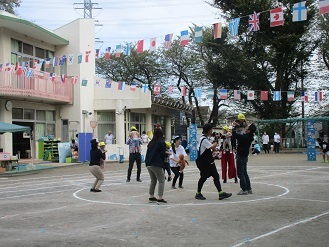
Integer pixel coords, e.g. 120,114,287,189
252,140,261,155
222,126,232,153
233,113,248,134
130,126,141,153
99,142,107,170
164,141,172,181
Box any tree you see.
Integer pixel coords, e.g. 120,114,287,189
319,15,329,70
0,0,21,14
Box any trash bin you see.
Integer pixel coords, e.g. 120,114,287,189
26,150,31,159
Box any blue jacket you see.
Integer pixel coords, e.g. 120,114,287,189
145,139,166,168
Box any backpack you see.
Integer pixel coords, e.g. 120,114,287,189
195,136,214,170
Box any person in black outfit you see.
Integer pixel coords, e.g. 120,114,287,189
126,131,143,182
232,124,257,195
89,139,106,192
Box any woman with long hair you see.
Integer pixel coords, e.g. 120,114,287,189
145,128,167,204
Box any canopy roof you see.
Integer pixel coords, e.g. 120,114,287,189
0,122,30,134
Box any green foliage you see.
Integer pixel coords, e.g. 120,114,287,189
0,0,21,14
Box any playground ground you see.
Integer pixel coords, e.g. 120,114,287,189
0,152,328,247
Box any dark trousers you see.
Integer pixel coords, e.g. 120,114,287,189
163,162,171,176
262,144,269,153
236,155,251,192
127,153,141,180
274,142,280,153
197,163,222,193
170,167,183,186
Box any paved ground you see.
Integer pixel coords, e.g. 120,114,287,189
0,152,328,247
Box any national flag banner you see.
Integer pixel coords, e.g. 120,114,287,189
38,71,44,79
25,69,34,78
115,45,122,58
130,82,137,91
81,79,88,87
229,18,240,36
219,89,228,99
105,79,112,88
67,55,73,65
207,88,214,99
150,38,157,52
287,91,295,101
142,84,148,93
314,91,323,101
164,34,173,49
15,66,23,76
319,0,329,14
36,59,44,71
95,79,101,86
105,47,111,60
78,53,83,64
301,91,308,102
137,40,144,54
118,81,125,91
194,88,202,98
273,91,281,101
249,12,260,31
293,1,307,22
194,26,203,43
95,49,100,58
125,44,131,56
270,7,284,27
85,51,91,63
49,73,56,81
52,57,58,67
180,30,189,46
213,22,222,39
0,64,3,71
5,63,13,72
247,90,255,100
260,91,268,100
181,86,187,96
59,55,66,66
32,59,37,69
60,74,67,83
234,90,241,100
71,76,78,84
168,86,173,94
154,84,161,94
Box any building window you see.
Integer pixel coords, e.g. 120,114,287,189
23,43,33,56
97,112,116,143
12,108,23,119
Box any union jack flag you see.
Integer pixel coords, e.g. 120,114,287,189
248,12,260,31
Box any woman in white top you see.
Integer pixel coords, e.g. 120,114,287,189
169,136,187,189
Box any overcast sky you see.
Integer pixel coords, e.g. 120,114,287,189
16,0,221,51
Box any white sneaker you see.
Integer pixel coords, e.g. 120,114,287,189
237,190,248,195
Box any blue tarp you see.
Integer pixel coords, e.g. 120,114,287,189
0,122,30,134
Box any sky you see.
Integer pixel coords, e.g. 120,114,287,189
15,0,222,52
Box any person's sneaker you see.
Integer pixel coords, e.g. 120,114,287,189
157,199,167,204
223,179,227,183
90,188,95,192
167,176,172,182
219,192,232,200
237,190,248,195
179,185,184,189
136,179,142,182
126,179,130,182
171,186,177,189
248,190,253,194
94,189,102,192
149,197,158,203
235,178,238,183
195,193,206,200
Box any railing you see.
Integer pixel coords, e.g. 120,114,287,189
0,70,72,103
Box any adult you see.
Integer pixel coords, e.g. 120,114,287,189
141,131,149,144
316,138,329,163
89,139,106,192
273,132,281,153
262,131,270,154
145,128,167,204
104,131,114,145
195,124,232,200
169,136,187,189
126,129,143,182
232,124,257,195
220,131,238,183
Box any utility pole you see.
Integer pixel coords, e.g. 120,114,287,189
301,60,305,147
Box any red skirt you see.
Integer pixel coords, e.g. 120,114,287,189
220,151,237,180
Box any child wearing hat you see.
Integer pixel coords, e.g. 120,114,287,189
99,142,107,170
222,126,232,153
130,126,141,153
233,113,248,134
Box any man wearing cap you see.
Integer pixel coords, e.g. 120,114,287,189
195,123,232,200
126,126,143,182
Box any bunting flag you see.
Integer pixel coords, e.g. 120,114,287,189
59,56,66,66
0,64,3,71
85,51,91,63
105,47,111,60
45,58,52,68
150,38,156,52
194,88,202,98
314,91,323,101
71,76,78,84
319,0,329,14
38,71,44,79
273,91,281,101
130,82,137,91
61,74,67,83
118,81,125,90
293,1,307,22
207,88,214,99
181,86,187,96
260,91,268,100
180,30,189,46
142,84,148,93
67,54,74,65
234,90,241,100
25,69,34,78
213,23,222,39
115,45,122,58
194,26,203,43
270,7,284,27
53,57,58,67
78,53,83,64
247,90,255,100
81,79,88,86
229,18,240,36
168,86,173,94
95,79,100,86
15,66,23,76
105,79,112,88
287,91,295,101
301,91,308,102
125,44,131,56
154,84,161,94
95,49,100,58
49,73,56,81
219,89,228,99
164,34,173,49
137,40,144,54
249,12,260,31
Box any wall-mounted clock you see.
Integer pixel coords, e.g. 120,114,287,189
5,100,12,111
